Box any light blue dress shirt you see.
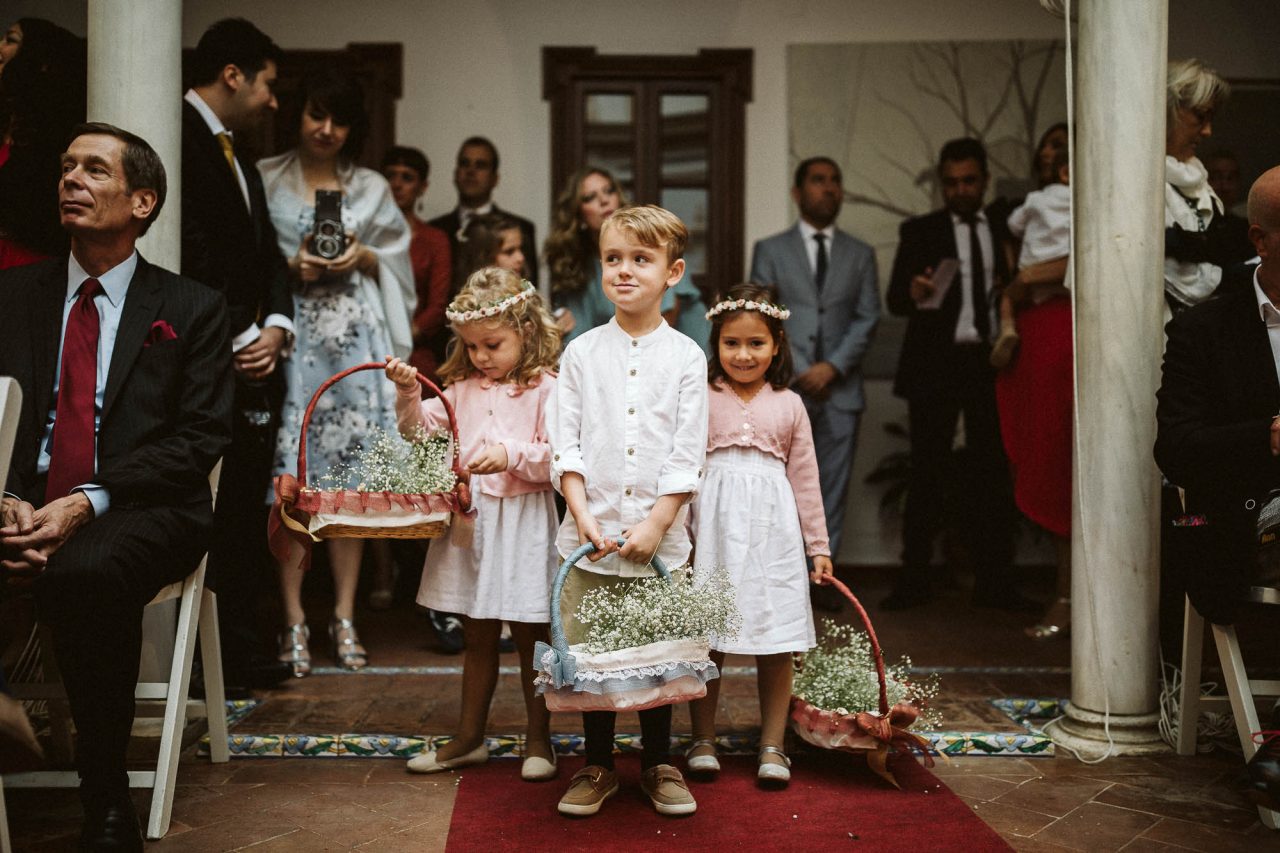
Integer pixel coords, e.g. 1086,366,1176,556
35,252,138,516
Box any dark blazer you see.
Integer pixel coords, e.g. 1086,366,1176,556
429,205,538,288
180,101,292,337
886,204,1011,400
1155,262,1280,624
749,224,881,412
0,256,233,515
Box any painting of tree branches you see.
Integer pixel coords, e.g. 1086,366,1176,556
788,40,1068,292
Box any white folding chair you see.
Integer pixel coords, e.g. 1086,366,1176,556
0,377,24,853
1178,590,1280,829
4,460,229,840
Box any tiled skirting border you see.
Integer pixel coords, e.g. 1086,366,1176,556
198,697,1066,759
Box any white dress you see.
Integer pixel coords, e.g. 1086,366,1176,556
690,382,831,655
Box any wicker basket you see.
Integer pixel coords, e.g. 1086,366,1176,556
789,576,936,788
269,363,474,566
533,540,720,712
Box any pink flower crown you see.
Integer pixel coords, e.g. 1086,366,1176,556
446,280,536,324
704,297,791,321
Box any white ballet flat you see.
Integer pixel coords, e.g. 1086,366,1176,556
685,737,721,777
757,745,791,785
521,752,558,782
407,742,489,774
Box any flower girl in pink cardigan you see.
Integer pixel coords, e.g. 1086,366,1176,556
385,267,562,782
686,283,833,788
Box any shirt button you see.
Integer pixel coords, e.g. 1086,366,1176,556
627,448,635,456
628,407,635,415
554,454,560,461
625,488,632,496
488,410,493,416
632,340,638,347
629,369,637,376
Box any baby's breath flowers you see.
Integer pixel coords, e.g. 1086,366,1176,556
794,619,943,730
575,567,741,655
320,425,457,494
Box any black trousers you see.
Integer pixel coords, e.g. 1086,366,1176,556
206,372,284,674
898,346,1016,592
34,504,208,801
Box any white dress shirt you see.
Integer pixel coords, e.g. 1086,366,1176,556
34,252,139,516
798,219,836,276
1253,267,1280,388
950,210,996,344
184,88,294,352
549,318,708,576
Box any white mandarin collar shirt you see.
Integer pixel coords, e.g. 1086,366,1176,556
798,219,837,275
1252,266,1280,388
549,318,709,577
950,209,995,344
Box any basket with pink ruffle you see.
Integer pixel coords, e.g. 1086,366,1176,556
268,363,474,569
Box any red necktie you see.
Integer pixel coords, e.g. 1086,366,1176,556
46,278,102,502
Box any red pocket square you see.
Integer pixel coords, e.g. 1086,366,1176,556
144,320,178,347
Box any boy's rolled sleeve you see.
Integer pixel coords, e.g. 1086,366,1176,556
655,345,709,498
547,343,587,492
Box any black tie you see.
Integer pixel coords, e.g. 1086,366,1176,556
966,217,990,342
813,233,828,294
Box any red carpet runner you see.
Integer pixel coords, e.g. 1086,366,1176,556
446,752,1012,851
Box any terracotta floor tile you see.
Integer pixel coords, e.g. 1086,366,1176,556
995,775,1113,818
962,797,1060,838
269,791,407,847
1116,839,1182,852
242,827,353,851
148,810,306,852
1008,838,1085,853
1094,780,1258,830
168,782,319,829
1033,802,1161,851
940,773,1025,801
1139,816,1275,852
228,760,374,784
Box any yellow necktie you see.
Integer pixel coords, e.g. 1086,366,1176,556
216,131,236,173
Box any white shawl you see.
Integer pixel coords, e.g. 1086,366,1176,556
257,150,416,358
1164,154,1223,309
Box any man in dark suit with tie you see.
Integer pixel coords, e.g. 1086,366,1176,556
750,156,881,607
884,138,1031,611
1156,165,1280,807
0,123,232,849
429,136,538,287
181,18,292,691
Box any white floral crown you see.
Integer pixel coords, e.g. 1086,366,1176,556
446,280,536,324
705,298,791,321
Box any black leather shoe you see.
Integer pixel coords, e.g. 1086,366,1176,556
80,802,142,852
880,589,934,611
428,610,465,654
1247,706,1280,808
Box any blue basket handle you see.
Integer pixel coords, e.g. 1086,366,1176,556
548,538,670,657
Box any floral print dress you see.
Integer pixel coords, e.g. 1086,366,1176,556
258,151,415,492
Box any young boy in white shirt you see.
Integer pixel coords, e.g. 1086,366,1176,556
549,205,709,817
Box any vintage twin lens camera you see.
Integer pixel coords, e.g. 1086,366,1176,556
312,190,346,260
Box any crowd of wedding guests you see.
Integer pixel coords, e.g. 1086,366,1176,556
2,9,1277,841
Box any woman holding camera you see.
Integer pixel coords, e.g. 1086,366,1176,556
258,68,414,675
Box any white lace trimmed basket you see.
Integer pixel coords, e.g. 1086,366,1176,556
533,542,721,712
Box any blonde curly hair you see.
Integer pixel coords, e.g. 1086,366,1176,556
544,166,626,296
437,267,561,388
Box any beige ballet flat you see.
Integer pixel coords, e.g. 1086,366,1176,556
407,742,490,774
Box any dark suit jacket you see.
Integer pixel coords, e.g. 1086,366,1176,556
180,101,292,337
886,204,1011,400
1155,262,1280,624
429,205,538,289
0,256,233,517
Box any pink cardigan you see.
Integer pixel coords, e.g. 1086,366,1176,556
395,372,555,498
706,380,831,557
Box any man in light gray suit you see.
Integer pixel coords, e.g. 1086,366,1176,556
750,156,880,595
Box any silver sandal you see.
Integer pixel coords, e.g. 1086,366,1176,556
685,737,720,776
757,745,791,784
278,623,311,678
329,616,368,671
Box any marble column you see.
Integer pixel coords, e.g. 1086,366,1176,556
86,0,182,268
1053,0,1171,757
86,0,184,679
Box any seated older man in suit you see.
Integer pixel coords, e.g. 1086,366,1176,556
1156,164,1280,810
0,123,232,850
750,156,881,608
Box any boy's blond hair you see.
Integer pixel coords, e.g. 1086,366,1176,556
437,267,561,388
599,204,688,263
